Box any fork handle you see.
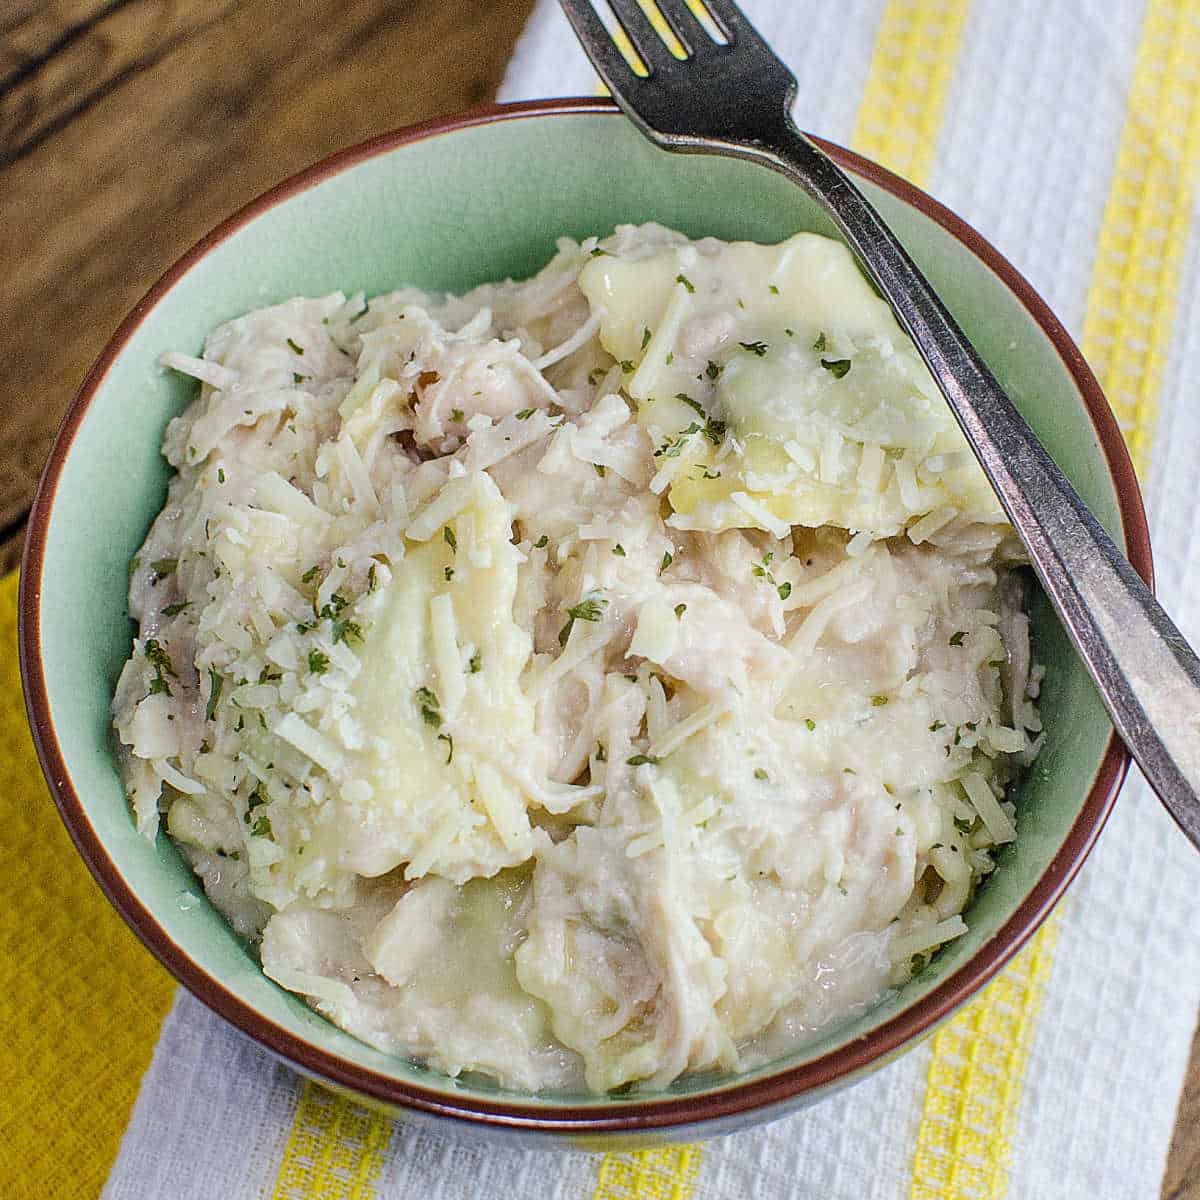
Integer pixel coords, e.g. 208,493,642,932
751,125,1200,847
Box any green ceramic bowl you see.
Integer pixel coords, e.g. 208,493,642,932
20,99,1147,1148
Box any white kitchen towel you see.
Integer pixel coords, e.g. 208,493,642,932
100,3,1200,1197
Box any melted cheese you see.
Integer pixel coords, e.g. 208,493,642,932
579,233,1005,538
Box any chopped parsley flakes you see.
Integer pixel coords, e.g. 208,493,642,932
308,649,330,674
205,667,223,721
286,337,304,355
415,686,442,727
675,273,695,293
143,639,177,698
559,595,608,646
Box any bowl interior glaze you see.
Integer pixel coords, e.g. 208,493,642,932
21,100,1141,1141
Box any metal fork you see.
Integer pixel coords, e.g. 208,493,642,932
560,0,1200,849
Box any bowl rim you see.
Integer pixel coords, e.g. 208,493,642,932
19,96,1148,1134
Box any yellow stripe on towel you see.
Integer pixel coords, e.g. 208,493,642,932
852,0,972,183
1080,0,1200,478
591,1145,704,1200
270,1081,393,1200
909,915,1062,1198
0,570,176,1199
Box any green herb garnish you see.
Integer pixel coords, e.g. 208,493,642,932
286,337,304,355
439,732,454,764
559,596,608,646
150,558,178,578
627,754,661,766
739,340,768,356
450,408,464,422
804,718,816,732
754,768,769,781
660,550,673,573
144,639,177,697
820,357,851,379
415,687,442,727
468,651,482,674
612,544,626,557
515,408,536,420
949,631,967,646
534,535,549,549
308,650,330,674
705,360,721,380
675,273,695,293
331,617,363,644
162,602,191,617
674,603,687,620
205,668,223,721
676,393,706,418
655,422,701,459
443,526,457,551
640,327,652,350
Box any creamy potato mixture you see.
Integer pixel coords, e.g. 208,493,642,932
114,225,1043,1093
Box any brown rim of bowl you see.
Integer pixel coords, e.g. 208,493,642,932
20,97,1148,1134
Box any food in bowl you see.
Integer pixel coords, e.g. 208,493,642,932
112,223,1042,1094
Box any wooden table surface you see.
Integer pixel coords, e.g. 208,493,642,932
1,3,1195,1194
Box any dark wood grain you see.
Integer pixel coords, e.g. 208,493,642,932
1166,1020,1200,1200
0,4,1196,1193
